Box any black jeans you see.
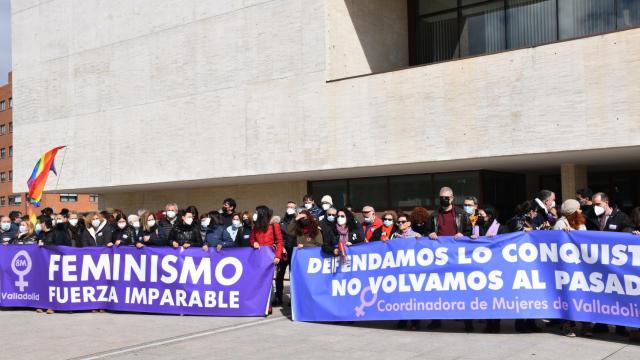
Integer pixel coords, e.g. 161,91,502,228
274,246,293,302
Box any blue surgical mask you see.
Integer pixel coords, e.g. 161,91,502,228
383,220,393,227
327,215,336,223
464,206,475,215
35,224,42,234
1,223,10,231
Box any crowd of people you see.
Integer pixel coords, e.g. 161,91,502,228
1,188,640,339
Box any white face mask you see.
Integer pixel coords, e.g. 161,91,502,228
118,222,126,229
337,216,347,226
232,220,242,228
166,210,176,219
19,225,27,234
69,219,78,227
383,220,393,227
184,218,194,225
364,217,373,224
549,201,556,209
147,220,156,228
594,205,605,216
322,203,331,211
252,213,258,222
304,203,312,210
132,221,140,229
52,220,57,226
286,208,296,215
327,215,336,223
201,218,211,228
92,219,101,228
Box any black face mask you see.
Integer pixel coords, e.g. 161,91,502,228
440,197,451,207
299,219,309,227
243,219,251,226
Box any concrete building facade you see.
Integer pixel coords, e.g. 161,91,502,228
10,0,640,216
0,71,99,215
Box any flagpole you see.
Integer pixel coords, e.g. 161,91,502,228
54,146,68,191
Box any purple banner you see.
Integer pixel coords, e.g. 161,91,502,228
0,245,274,316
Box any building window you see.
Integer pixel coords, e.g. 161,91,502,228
8,146,12,157
0,196,5,206
8,195,21,206
8,98,11,108
8,122,12,133
413,0,640,65
89,194,100,203
60,193,78,203
0,100,5,111
0,124,5,135
8,170,12,181
0,148,5,159
0,172,5,182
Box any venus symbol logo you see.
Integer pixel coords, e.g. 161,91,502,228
11,250,32,292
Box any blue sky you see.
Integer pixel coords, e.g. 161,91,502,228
0,0,10,82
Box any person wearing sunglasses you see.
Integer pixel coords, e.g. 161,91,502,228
391,213,418,239
370,211,397,242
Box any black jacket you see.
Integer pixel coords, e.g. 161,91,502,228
280,214,297,249
82,221,114,247
322,226,364,255
319,219,335,247
581,205,600,231
168,223,203,246
412,222,429,236
425,207,472,236
591,208,630,232
46,223,73,246
158,218,177,242
112,225,137,246
15,233,38,245
221,212,234,228
234,225,252,247
139,225,167,246
505,215,533,233
68,224,84,247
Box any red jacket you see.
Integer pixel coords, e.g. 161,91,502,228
362,217,383,242
250,224,284,259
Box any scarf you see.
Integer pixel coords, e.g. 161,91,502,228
380,225,394,241
336,225,349,244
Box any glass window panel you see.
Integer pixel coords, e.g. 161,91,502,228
433,171,480,207
310,180,348,210
507,0,558,48
618,0,640,28
559,0,615,39
390,175,433,208
460,1,506,57
419,0,458,15
417,10,460,64
349,178,388,211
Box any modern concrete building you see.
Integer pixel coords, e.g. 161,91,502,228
0,71,99,215
10,0,640,217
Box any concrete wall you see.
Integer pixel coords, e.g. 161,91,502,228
10,0,640,198
326,0,409,80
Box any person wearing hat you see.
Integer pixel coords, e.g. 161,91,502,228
553,199,587,231
553,199,589,337
319,195,333,221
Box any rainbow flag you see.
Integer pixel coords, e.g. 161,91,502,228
27,146,66,207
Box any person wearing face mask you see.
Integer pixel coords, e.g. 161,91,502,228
47,213,73,247
322,208,364,256
199,212,214,243
477,207,504,237
272,202,298,307
370,211,398,242
576,188,598,230
589,192,631,337
82,212,113,247
221,213,244,248
110,213,136,247
318,195,333,221
66,211,84,247
127,214,144,245
361,205,383,242
410,207,431,236
168,209,203,249
136,212,166,248
249,205,284,263
319,206,338,244
0,215,17,245
15,220,38,245
205,212,234,252
506,201,538,233
9,211,23,233
531,189,557,229
159,202,179,243
302,194,323,220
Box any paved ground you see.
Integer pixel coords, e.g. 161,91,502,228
1,286,639,360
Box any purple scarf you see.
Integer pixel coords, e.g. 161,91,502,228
336,225,349,244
